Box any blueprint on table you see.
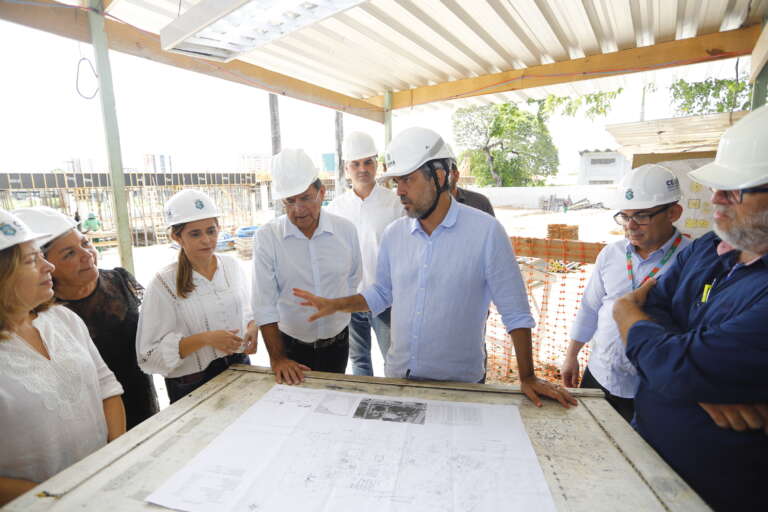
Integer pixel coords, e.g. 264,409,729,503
147,385,556,512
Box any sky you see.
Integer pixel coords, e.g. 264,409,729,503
0,18,749,178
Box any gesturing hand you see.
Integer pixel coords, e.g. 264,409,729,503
293,288,338,322
242,322,259,354
207,329,243,355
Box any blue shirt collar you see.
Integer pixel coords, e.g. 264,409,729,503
625,228,681,260
409,196,459,235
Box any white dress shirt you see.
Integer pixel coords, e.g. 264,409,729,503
0,306,123,483
251,210,362,343
361,199,535,382
136,254,251,378
570,230,691,398
326,185,403,291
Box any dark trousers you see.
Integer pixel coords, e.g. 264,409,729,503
165,353,250,404
581,366,635,423
282,327,349,374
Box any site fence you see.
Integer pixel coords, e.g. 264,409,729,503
486,237,606,386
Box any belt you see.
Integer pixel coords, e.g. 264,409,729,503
284,326,348,349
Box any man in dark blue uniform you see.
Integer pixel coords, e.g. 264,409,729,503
613,105,768,511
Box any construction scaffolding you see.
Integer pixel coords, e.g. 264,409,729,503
0,171,278,246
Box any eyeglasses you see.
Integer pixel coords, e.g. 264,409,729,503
282,190,321,209
613,204,673,226
709,186,768,204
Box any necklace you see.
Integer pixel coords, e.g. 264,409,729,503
626,233,683,289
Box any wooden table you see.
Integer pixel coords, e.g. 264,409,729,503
4,366,710,511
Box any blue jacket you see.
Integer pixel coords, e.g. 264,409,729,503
626,231,768,511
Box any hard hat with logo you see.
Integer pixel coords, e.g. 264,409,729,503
343,131,378,162
271,148,319,200
380,127,455,180
614,164,682,210
164,189,219,227
13,206,77,248
0,208,50,252
689,104,768,190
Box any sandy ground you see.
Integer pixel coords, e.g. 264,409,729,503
99,207,624,408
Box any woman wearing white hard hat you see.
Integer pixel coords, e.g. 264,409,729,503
0,209,125,505
136,189,257,403
14,206,159,430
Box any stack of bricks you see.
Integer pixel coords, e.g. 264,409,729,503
547,224,579,240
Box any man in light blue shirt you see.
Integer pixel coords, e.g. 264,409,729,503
562,164,689,421
295,127,575,408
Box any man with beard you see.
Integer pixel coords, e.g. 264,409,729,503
562,164,690,422
326,132,402,376
294,127,576,409
613,106,768,511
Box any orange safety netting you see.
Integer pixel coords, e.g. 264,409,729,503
485,237,605,385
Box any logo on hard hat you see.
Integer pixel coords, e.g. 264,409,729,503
194,200,204,210
666,178,680,192
165,208,175,219
0,223,17,237
625,189,634,200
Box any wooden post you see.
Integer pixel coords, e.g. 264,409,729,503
87,0,134,273
269,93,283,216
335,111,345,198
384,90,393,146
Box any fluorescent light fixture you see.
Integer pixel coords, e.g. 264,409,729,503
160,0,367,63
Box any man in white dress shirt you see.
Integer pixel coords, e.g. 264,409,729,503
252,149,362,384
561,164,689,421
326,132,402,376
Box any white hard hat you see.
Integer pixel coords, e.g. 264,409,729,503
13,206,77,248
0,209,50,252
380,127,454,180
271,148,318,200
164,189,219,227
343,131,378,162
689,105,768,190
614,164,682,210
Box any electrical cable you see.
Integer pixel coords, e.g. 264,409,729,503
76,56,99,100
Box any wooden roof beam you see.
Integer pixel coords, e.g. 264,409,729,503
366,25,760,109
0,0,384,123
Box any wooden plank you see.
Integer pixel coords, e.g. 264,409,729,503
510,236,606,264
632,151,716,169
5,368,707,511
0,0,384,123
365,26,761,109
751,23,768,82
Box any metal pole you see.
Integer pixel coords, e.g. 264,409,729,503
384,90,393,146
269,93,284,216
87,0,134,273
335,111,345,198
752,66,768,110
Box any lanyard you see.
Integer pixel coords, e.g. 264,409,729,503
625,234,683,289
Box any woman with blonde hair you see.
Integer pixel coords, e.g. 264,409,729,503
0,209,125,505
15,206,158,429
137,190,257,403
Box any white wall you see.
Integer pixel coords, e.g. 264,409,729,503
474,185,617,209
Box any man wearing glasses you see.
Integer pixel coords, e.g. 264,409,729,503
613,106,768,511
251,149,362,384
561,164,690,422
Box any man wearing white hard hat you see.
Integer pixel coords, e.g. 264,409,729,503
560,165,689,422
252,149,362,384
326,131,402,376
294,128,575,408
614,105,768,511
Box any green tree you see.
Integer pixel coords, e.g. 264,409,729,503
452,103,559,187
527,89,623,120
670,75,751,115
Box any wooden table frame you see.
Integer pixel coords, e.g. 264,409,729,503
4,366,710,511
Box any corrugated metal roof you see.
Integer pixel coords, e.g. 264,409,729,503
108,0,766,110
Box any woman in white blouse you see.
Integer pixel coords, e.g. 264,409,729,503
137,190,257,403
0,209,125,506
